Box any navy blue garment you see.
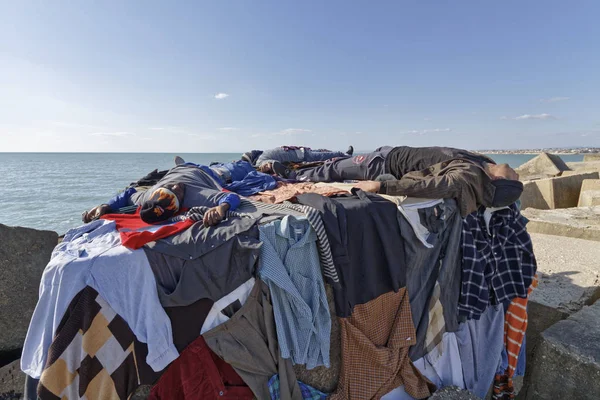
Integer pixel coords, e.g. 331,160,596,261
224,171,277,196
459,204,537,320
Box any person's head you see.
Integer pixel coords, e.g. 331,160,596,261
483,163,523,207
485,163,519,181
140,183,185,223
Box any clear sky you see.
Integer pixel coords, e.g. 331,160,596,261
1,1,599,153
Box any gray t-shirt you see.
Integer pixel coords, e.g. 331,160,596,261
131,165,230,209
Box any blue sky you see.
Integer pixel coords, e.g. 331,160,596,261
1,1,599,152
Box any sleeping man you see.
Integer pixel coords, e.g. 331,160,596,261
82,164,241,226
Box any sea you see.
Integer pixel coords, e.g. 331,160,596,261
1,152,585,235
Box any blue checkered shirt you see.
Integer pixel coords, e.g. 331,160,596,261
459,204,537,320
258,216,331,369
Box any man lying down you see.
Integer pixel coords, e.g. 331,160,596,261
270,145,524,216
82,163,241,226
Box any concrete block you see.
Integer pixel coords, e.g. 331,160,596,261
0,225,58,357
565,160,600,174
521,206,600,241
583,153,600,161
520,172,598,210
515,152,570,180
0,360,25,399
526,301,600,400
516,233,600,399
578,179,600,207
579,190,600,207
430,386,480,399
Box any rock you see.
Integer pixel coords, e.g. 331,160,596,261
0,360,25,399
525,301,600,400
429,386,481,399
521,206,600,241
565,160,600,175
131,385,151,400
520,172,599,210
517,233,600,399
515,152,570,180
583,154,600,162
0,225,58,357
578,179,600,207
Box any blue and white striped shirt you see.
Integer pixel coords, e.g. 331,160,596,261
258,216,331,369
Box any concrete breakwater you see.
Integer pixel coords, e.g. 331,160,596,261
2,153,600,399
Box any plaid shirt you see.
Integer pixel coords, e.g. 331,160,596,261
268,374,327,400
459,204,537,320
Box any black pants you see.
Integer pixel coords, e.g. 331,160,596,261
291,146,393,182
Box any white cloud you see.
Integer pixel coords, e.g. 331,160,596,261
214,93,229,100
401,128,451,135
250,128,311,138
90,132,135,137
422,128,451,134
514,113,556,120
278,128,312,135
188,133,218,140
540,97,570,103
219,127,239,131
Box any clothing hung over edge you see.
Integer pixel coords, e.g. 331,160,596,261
258,216,331,369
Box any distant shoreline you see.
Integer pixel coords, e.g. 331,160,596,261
478,149,599,155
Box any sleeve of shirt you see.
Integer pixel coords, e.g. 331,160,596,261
106,187,137,210
218,192,240,211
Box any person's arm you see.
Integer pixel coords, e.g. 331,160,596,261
202,193,240,226
82,187,139,223
106,187,138,210
356,166,484,216
218,192,240,211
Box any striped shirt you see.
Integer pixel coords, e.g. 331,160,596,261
258,216,331,370
459,204,537,320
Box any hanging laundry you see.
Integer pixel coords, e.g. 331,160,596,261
297,189,408,317
396,199,463,361
381,332,465,400
331,288,435,400
35,286,161,399
258,216,331,369
21,220,178,380
203,280,304,400
268,374,328,400
459,204,537,320
456,305,505,398
143,217,260,308
149,336,254,400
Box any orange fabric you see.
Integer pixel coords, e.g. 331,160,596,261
503,274,538,376
248,182,346,204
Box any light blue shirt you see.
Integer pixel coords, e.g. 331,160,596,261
21,219,178,378
258,216,331,369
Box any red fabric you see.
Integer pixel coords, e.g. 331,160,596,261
101,212,194,250
149,336,254,400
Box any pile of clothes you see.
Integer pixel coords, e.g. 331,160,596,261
20,174,536,400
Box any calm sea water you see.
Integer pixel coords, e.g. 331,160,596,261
1,152,584,234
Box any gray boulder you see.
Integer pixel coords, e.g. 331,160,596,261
0,360,25,399
526,301,600,399
0,224,58,356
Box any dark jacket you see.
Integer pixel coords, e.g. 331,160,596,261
379,159,496,217
384,146,495,178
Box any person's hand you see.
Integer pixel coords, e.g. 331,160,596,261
82,204,112,223
202,203,230,227
353,181,381,193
